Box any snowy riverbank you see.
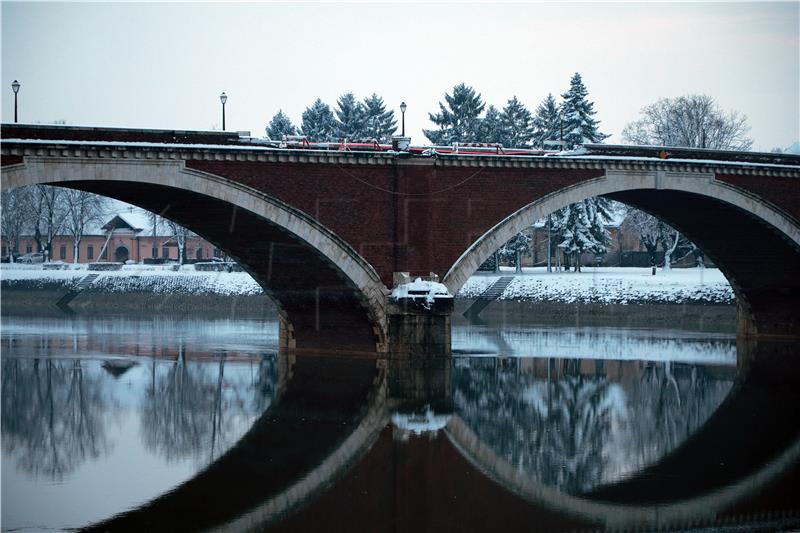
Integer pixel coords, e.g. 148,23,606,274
0,264,734,305
459,267,734,304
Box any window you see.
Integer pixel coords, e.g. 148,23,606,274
26,245,32,254
152,247,158,258
163,247,170,259
101,248,107,260
87,246,94,260
60,246,67,260
196,248,204,260
1,247,5,257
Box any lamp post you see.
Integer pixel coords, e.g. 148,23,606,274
400,101,407,137
11,80,20,123
219,91,227,131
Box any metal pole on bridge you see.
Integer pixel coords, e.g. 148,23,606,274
11,80,20,123
219,91,227,131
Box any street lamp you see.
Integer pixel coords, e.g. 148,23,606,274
11,80,20,123
400,101,407,137
219,91,227,131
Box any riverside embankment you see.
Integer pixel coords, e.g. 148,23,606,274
1,265,735,329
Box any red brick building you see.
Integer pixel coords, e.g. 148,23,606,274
2,209,218,264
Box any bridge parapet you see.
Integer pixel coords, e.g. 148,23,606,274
3,123,800,178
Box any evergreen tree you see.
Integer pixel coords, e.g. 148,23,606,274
300,99,337,141
499,232,532,273
424,83,485,145
362,94,397,143
265,110,297,140
560,73,608,149
500,96,534,148
532,93,561,149
334,92,366,139
553,197,611,272
478,105,504,145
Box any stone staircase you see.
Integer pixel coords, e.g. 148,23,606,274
55,273,100,311
461,276,514,319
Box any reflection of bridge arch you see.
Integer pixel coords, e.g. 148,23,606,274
443,170,800,338
81,353,386,532
2,158,387,350
445,341,800,530
446,417,800,530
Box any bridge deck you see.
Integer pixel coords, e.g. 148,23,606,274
3,123,799,172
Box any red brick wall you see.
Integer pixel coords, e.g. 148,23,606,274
716,173,800,221
187,160,603,284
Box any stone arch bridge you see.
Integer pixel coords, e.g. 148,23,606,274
2,124,799,352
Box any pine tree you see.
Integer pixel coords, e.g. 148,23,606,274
334,92,366,139
500,96,534,148
553,197,611,272
478,105,504,144
362,94,397,143
560,73,608,149
532,93,561,149
265,110,297,140
300,99,337,141
424,83,485,145
499,232,532,273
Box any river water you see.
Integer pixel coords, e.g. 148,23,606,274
2,310,799,532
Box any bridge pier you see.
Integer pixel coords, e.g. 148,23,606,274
386,300,453,360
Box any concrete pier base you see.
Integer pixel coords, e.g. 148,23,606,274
386,299,453,360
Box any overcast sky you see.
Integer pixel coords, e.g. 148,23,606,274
2,2,798,151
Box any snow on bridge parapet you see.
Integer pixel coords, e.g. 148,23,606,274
391,277,453,309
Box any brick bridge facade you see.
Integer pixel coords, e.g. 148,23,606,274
2,124,799,350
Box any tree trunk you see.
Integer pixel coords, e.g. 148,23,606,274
515,251,522,273
72,238,80,264
664,230,680,271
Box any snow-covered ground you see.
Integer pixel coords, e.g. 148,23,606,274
0,263,262,296
1,264,734,304
458,266,733,304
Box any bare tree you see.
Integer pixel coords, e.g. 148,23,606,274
63,190,107,263
31,185,69,261
165,219,193,265
622,94,753,150
624,207,693,272
1,188,35,262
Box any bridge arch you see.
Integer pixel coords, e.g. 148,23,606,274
443,170,800,338
2,156,389,350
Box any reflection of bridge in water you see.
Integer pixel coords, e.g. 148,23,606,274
82,339,800,533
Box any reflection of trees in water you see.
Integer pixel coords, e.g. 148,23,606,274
2,358,110,480
620,362,733,474
141,348,277,465
454,358,733,493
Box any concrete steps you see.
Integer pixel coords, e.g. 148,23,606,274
55,273,100,311
461,276,514,319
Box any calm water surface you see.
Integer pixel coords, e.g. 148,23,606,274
2,313,799,532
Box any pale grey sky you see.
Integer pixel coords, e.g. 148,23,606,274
2,2,798,151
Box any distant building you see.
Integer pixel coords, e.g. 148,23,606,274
2,209,218,263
